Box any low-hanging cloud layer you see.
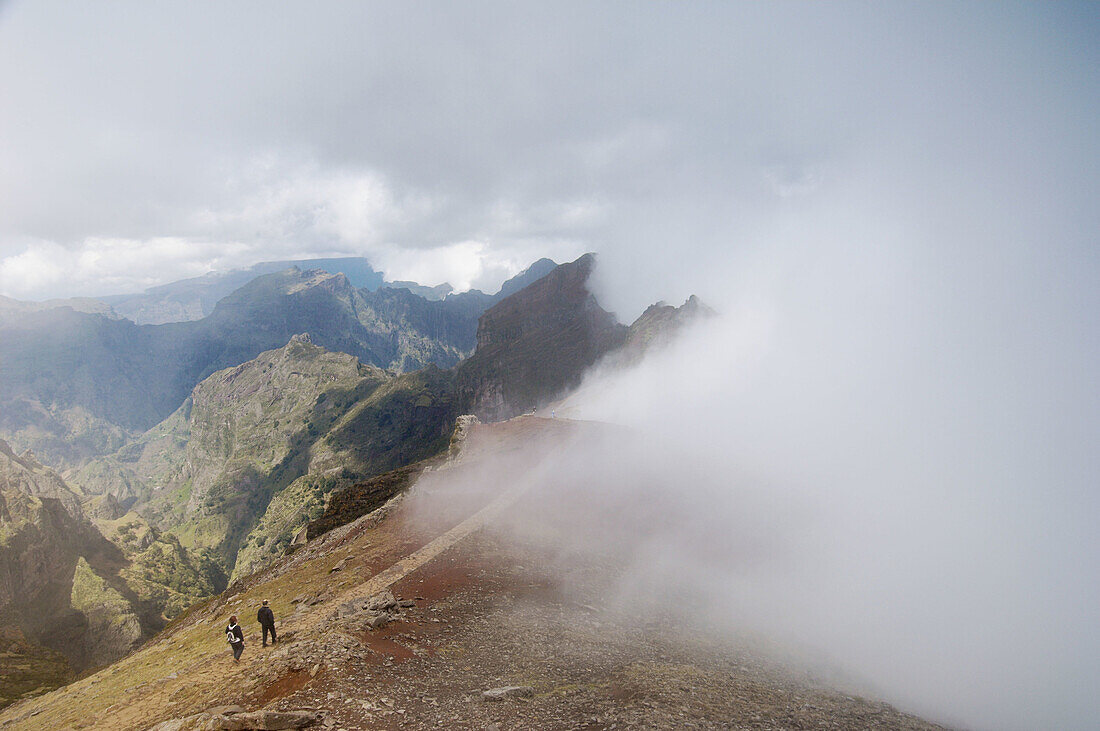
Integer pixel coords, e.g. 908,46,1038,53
2,2,1094,308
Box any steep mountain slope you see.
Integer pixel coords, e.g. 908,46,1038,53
73,335,460,583
0,417,943,731
456,253,628,420
0,441,219,708
0,251,726,717
0,482,83,705
151,335,385,571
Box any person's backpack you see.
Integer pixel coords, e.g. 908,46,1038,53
226,628,239,644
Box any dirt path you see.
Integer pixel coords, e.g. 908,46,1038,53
0,417,951,730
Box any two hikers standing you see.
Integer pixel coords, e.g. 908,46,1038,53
225,600,278,662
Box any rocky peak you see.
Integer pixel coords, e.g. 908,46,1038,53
495,257,559,299
474,253,606,350
457,254,628,420
613,294,716,367
287,268,354,296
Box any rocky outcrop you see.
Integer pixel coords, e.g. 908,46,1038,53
148,708,321,731
304,462,426,543
456,254,628,420
448,414,480,461
0,440,84,519
481,685,535,701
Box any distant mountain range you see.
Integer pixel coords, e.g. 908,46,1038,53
0,258,557,467
93,256,558,326
99,257,387,325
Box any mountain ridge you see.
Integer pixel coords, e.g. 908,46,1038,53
0,259,558,469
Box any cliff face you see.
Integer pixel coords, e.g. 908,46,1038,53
0,485,85,625
0,444,130,704
457,254,628,421
0,486,81,707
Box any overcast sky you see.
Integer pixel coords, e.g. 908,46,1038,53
2,1,1094,312
1,4,1098,728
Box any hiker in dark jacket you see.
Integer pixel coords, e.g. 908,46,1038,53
257,599,277,647
226,615,244,662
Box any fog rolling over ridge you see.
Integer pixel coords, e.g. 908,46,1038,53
556,9,1099,726
561,192,1099,727
434,247,1098,731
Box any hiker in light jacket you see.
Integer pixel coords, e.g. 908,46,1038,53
226,615,245,662
257,599,277,647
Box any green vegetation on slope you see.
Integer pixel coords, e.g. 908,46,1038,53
0,627,71,709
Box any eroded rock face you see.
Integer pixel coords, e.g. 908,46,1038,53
447,415,480,461
0,488,83,704
0,441,94,626
366,590,397,612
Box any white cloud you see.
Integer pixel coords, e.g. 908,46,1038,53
371,240,488,290
0,149,602,300
0,236,252,299
763,163,823,198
